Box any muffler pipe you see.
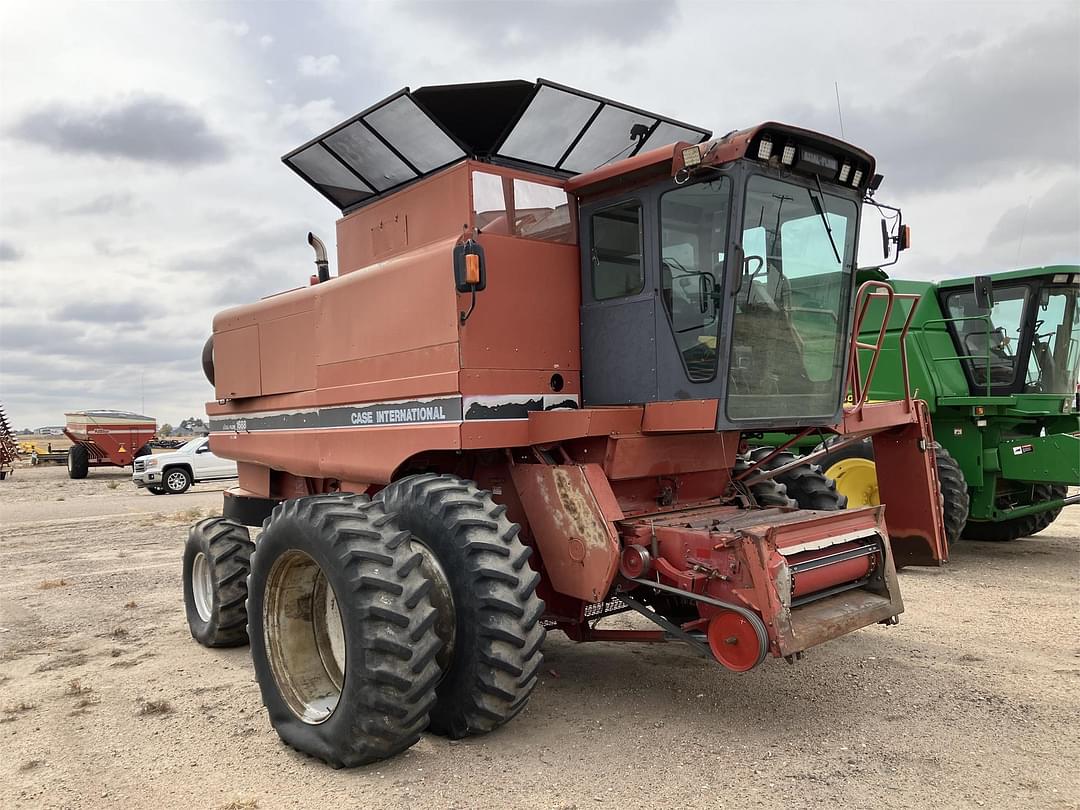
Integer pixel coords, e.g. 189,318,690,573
308,232,330,283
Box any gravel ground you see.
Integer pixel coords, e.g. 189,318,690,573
1,464,1077,810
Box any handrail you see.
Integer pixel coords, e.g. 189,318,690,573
917,314,994,396
845,281,920,418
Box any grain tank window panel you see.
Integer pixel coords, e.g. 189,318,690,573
641,121,710,152
213,325,262,400
286,144,374,208
470,167,576,244
559,105,658,174
363,95,465,173
458,233,582,372
258,312,317,396
324,122,417,192
496,85,601,167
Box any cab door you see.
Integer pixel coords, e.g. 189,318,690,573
579,197,658,405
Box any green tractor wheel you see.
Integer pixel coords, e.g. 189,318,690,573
962,484,1068,542
819,440,970,545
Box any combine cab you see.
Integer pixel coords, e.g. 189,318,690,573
185,79,945,767
63,410,156,479
813,265,1079,541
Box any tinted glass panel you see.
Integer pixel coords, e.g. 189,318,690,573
591,201,644,300
498,85,600,166
513,179,574,243
727,175,857,420
287,144,373,207
364,95,464,172
561,106,657,173
946,285,1029,389
325,121,415,191
1030,284,1080,394
642,121,711,151
660,177,731,381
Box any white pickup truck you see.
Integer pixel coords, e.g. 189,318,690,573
132,436,237,494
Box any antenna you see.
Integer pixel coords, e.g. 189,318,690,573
1015,197,1032,265
834,82,845,140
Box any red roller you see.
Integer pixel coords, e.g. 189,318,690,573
788,541,878,600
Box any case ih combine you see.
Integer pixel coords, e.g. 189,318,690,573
186,80,946,767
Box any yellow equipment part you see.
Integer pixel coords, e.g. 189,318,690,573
825,458,881,508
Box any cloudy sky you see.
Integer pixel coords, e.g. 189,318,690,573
0,0,1077,429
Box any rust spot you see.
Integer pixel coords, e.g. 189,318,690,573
553,467,609,553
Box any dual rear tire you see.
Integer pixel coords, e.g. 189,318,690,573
183,476,545,768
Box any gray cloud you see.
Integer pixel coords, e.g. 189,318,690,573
61,192,136,216
988,176,1080,249
7,96,229,166
791,17,1079,193
55,299,158,325
0,240,21,261
398,0,678,53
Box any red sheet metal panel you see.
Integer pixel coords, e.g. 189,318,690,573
260,311,316,396
215,325,262,399
510,463,620,603
642,400,718,432
872,400,948,566
603,432,739,480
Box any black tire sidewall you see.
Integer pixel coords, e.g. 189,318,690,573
164,467,191,494
183,527,215,645
248,506,395,763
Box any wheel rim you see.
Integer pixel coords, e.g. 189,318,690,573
167,471,187,491
410,536,455,675
191,552,213,622
825,458,879,507
263,550,345,724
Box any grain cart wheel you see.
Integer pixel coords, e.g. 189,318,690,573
248,494,442,768
184,517,254,647
963,484,1067,542
67,444,89,479
748,447,847,510
134,444,152,459
733,454,796,508
164,467,192,494
376,474,546,739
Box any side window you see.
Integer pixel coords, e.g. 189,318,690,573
590,201,644,300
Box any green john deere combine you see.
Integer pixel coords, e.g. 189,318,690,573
814,264,1079,542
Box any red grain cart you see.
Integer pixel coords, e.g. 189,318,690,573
63,410,156,479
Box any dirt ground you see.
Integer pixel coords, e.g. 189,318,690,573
1,464,1077,810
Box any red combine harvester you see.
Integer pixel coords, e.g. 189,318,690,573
186,80,945,767
63,410,156,479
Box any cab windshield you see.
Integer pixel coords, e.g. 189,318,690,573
1031,284,1080,394
727,175,858,420
947,281,1080,395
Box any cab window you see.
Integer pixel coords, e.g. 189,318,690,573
590,201,644,300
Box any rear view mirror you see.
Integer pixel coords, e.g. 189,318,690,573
973,276,994,312
453,241,487,294
880,218,891,259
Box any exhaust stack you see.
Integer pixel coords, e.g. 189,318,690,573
308,232,330,283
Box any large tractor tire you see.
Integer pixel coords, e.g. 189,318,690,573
820,439,970,545
67,444,89,479
376,473,546,740
248,494,442,768
962,484,1068,542
733,454,796,508
183,517,254,647
748,447,847,510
